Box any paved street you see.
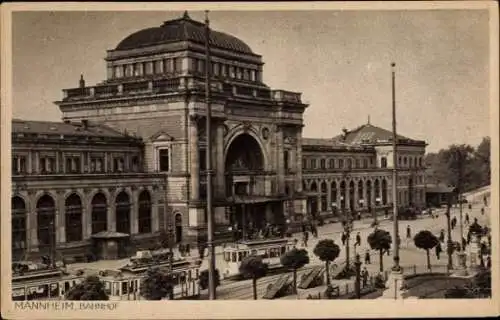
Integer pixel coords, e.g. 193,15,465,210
207,194,491,300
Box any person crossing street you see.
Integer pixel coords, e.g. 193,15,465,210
355,232,361,247
364,250,371,264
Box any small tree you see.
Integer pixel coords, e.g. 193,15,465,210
367,229,392,272
413,230,439,270
199,269,220,291
313,239,340,286
140,268,175,300
239,255,268,300
65,275,109,300
280,248,310,294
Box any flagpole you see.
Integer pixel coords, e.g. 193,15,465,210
204,10,217,300
391,62,400,271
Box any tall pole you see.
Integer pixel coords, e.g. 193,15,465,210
445,202,454,270
458,150,464,251
204,10,216,300
391,62,400,271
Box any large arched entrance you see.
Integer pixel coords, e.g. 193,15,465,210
12,196,26,260
225,133,279,239
115,192,130,234
138,190,152,234
65,194,82,242
37,195,56,254
91,193,107,234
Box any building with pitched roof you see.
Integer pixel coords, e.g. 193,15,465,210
302,122,427,221
11,12,427,263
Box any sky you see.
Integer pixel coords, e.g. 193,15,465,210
11,8,491,152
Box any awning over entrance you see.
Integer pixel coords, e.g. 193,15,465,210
227,195,286,204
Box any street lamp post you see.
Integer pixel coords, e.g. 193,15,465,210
340,196,351,269
445,202,454,271
355,254,361,299
390,62,400,272
204,10,216,300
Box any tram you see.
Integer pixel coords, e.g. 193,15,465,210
221,238,296,280
11,251,201,301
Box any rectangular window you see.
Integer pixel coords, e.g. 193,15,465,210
131,156,140,172
243,69,249,80
173,57,182,73
199,149,206,171
164,59,172,73
113,157,124,172
311,159,317,169
159,149,170,172
198,59,205,74
154,60,162,74
236,67,242,79
221,64,227,77
250,70,256,81
213,62,219,76
229,66,235,78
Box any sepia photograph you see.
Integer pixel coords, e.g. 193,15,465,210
1,2,498,319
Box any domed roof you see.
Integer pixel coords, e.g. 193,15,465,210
115,11,254,54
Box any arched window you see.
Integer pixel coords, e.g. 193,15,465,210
37,195,56,250
116,192,131,234
409,157,414,168
330,181,337,204
374,179,381,205
91,193,107,234
419,157,423,167
138,190,152,234
302,181,308,191
320,182,328,211
328,159,334,169
310,181,318,192
363,158,368,168
381,157,387,168
346,158,352,169
12,196,26,257
320,159,326,169
398,156,402,166
338,159,344,169
65,194,82,242
340,181,346,209
366,180,372,208
358,181,364,207
349,181,355,210
403,157,408,167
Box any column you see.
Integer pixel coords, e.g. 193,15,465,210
215,122,225,198
345,180,351,212
130,190,139,235
336,180,341,208
108,199,116,232
56,191,66,244
362,180,367,208
276,125,285,193
295,127,303,192
29,192,39,250
189,116,199,200
353,180,359,210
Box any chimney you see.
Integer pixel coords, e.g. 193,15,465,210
342,128,348,140
82,119,89,129
79,74,85,88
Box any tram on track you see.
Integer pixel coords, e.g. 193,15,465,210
221,238,296,280
11,251,201,301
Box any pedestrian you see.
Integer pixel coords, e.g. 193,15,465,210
179,243,185,257
303,230,309,247
486,256,491,269
185,243,191,256
341,232,346,246
406,225,411,239
481,207,485,215
439,229,445,243
355,232,361,247
462,237,467,250
468,203,472,210
483,195,488,207
435,242,442,260
361,267,368,287
301,223,306,233
357,212,362,221
364,250,371,264
465,213,470,225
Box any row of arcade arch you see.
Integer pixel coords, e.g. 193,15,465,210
11,191,154,255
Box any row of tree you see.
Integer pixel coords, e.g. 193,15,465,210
425,137,490,192
66,223,488,301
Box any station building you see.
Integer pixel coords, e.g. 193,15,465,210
11,12,427,262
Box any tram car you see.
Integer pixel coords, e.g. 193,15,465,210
11,252,201,301
221,238,296,280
